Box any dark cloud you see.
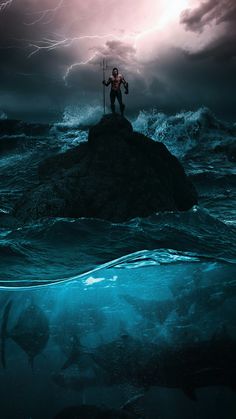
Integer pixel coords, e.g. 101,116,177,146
0,0,235,121
180,0,236,32
143,47,236,118
188,35,236,60
99,41,137,64
180,0,220,33
180,0,236,60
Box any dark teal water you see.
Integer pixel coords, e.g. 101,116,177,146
0,107,236,418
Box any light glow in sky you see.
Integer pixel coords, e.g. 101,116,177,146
0,0,235,119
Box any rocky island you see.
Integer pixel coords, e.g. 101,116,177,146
14,114,198,222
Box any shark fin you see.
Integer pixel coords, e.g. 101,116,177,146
1,300,13,368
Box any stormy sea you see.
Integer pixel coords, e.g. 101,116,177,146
0,106,236,419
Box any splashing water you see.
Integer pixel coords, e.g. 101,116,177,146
132,107,236,158
0,110,7,120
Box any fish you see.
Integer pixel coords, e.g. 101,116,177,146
1,300,49,368
53,304,105,357
134,331,236,400
61,335,84,370
121,294,174,324
122,283,233,324
62,331,236,400
52,363,107,392
170,277,236,318
63,334,156,387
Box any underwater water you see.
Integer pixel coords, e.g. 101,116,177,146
0,106,236,418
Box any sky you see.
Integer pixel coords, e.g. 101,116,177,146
0,0,235,121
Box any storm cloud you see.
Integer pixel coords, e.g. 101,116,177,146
180,0,236,32
180,0,236,59
0,0,235,121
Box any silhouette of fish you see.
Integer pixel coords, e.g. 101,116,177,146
52,361,107,392
63,334,156,386
62,331,236,400
133,329,236,400
122,294,174,324
1,300,49,368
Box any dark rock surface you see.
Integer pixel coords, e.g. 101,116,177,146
14,114,198,222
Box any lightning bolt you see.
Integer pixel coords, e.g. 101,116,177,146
25,18,166,82
26,0,188,56
27,32,135,58
0,0,13,12
0,0,188,85
61,0,189,82
25,31,138,84
63,51,100,85
25,0,65,26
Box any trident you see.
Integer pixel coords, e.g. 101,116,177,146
100,58,108,115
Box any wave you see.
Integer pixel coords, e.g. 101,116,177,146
49,104,104,149
132,107,236,159
0,134,52,156
0,207,235,287
0,106,235,287
0,248,203,289
0,110,7,120
1,107,235,160
59,104,104,128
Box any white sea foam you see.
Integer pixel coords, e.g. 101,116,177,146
57,104,104,128
131,107,236,158
0,110,7,120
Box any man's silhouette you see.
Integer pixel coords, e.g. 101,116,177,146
103,67,128,116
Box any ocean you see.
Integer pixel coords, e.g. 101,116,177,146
0,106,235,418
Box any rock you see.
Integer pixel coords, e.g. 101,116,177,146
14,114,198,223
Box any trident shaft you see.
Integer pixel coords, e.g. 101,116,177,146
101,58,108,115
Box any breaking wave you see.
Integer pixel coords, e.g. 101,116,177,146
132,107,236,159
0,106,235,287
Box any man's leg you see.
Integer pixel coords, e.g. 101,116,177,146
110,90,116,113
117,90,125,116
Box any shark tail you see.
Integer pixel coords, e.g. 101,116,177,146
1,300,13,368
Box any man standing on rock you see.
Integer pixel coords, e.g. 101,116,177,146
103,67,129,116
